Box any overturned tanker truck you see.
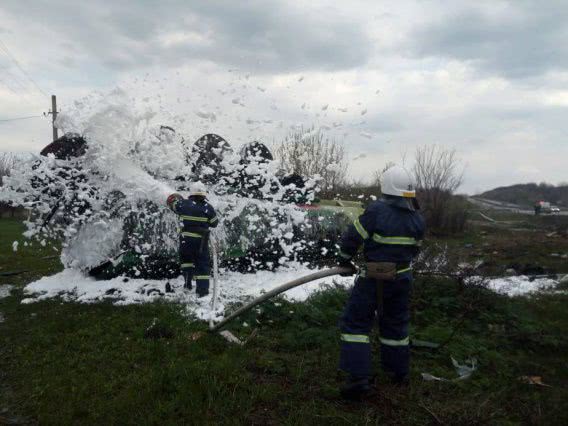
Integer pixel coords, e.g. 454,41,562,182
27,130,360,279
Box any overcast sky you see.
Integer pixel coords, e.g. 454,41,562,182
1,0,567,193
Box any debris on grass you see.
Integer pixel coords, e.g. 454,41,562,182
219,330,244,345
451,357,477,380
189,331,204,341
0,284,14,299
519,376,552,387
422,357,477,382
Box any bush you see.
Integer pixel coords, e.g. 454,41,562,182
0,153,27,218
418,190,469,235
412,145,466,235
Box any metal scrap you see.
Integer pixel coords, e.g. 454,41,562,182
422,357,477,382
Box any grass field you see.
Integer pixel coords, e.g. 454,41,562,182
443,207,568,275
1,218,568,424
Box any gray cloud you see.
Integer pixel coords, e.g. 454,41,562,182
407,1,568,79
1,0,372,73
2,0,568,193
58,56,76,68
364,113,404,134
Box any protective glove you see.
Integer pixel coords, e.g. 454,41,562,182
166,193,183,210
337,258,357,276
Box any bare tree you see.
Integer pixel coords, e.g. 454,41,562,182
413,145,463,193
0,153,17,218
412,145,467,234
274,127,348,196
0,153,15,186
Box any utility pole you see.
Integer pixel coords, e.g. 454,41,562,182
47,95,58,141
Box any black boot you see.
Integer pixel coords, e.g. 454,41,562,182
384,371,410,386
391,373,410,386
196,281,209,298
183,272,192,291
196,288,209,298
340,376,372,400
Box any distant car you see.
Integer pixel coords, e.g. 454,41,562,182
551,206,560,213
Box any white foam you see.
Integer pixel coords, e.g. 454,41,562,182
0,284,14,299
61,219,124,270
22,264,353,322
484,275,559,296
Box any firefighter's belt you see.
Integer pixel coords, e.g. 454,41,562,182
182,228,209,238
365,262,410,281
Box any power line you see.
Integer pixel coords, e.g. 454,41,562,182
0,54,41,101
0,68,44,109
0,40,48,98
0,115,43,123
0,74,18,94
0,66,34,96
0,38,49,99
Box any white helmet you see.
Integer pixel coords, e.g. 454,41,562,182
189,181,208,198
381,165,416,198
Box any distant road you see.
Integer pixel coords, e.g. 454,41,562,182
469,197,568,216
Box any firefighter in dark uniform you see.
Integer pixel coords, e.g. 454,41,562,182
336,165,425,399
167,182,218,297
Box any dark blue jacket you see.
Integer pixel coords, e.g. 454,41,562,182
170,197,218,235
338,197,425,264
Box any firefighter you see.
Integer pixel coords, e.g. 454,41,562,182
167,182,218,297
336,165,425,399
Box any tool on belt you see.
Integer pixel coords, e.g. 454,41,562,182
364,262,410,312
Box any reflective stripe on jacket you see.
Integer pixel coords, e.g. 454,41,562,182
339,197,425,264
171,198,218,233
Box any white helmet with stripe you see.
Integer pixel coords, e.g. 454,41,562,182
380,165,416,198
189,181,208,198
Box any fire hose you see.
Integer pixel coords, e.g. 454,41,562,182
209,266,351,332
208,267,568,350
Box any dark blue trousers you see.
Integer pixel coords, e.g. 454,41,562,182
179,235,210,296
339,274,411,378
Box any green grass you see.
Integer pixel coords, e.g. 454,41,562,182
429,212,568,275
473,206,568,229
1,219,568,424
0,219,63,287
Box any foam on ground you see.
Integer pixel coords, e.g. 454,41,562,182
0,285,14,299
22,263,352,321
20,268,561,322
484,275,559,296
